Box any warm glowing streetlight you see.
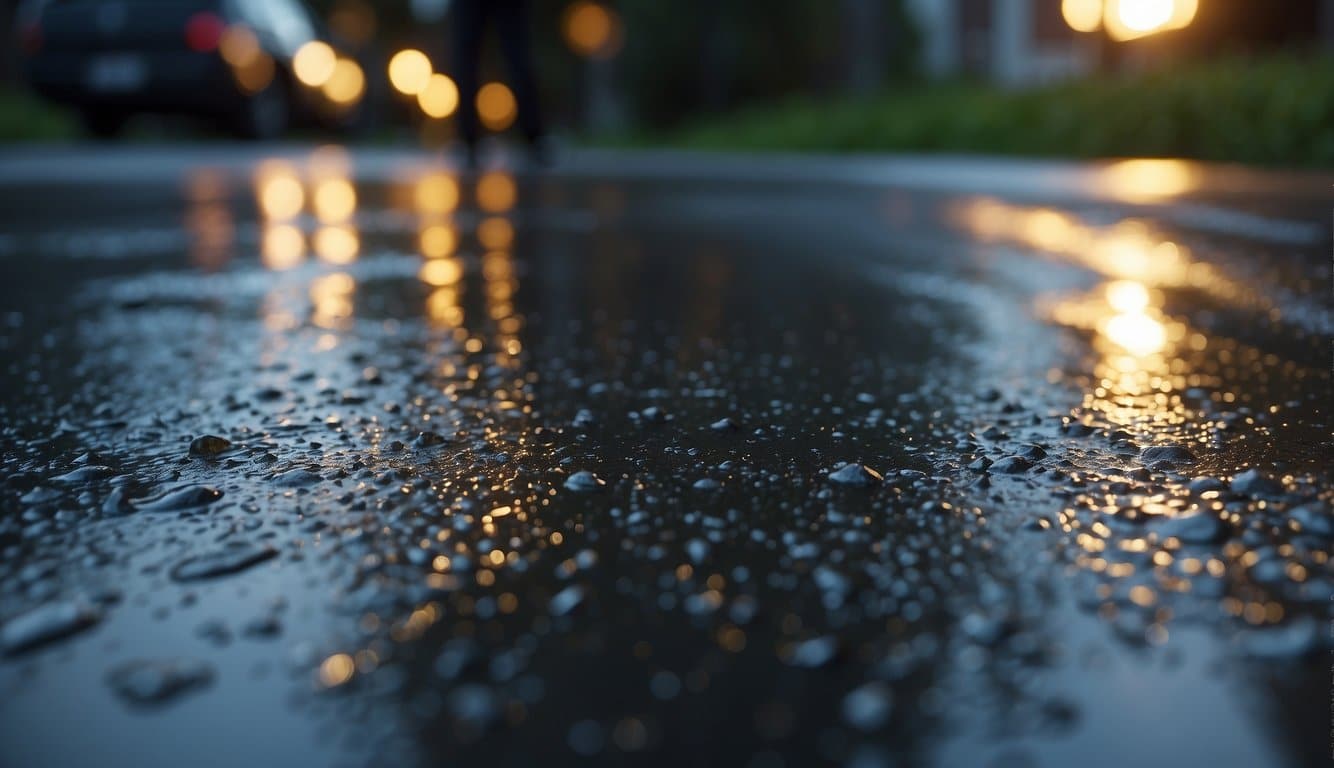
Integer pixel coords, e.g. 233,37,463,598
417,73,459,118
293,41,337,87
1062,0,1103,32
322,58,365,105
477,82,517,131
388,49,433,96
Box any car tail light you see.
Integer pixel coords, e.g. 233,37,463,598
185,12,225,53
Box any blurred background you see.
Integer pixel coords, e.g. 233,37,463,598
2,0,1333,165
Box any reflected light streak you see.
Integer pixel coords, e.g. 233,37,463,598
1101,159,1197,203
419,258,463,287
477,217,514,250
476,171,516,213
313,177,356,223
420,223,457,258
416,172,460,215
262,224,305,270
256,162,304,220
952,197,1243,303
314,225,359,265
310,272,355,329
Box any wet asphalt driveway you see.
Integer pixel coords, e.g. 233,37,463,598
0,145,1330,768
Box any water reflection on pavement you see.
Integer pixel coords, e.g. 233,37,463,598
0,147,1328,768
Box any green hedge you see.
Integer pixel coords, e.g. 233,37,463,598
0,86,76,142
659,56,1334,168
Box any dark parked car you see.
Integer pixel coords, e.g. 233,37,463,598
16,0,366,139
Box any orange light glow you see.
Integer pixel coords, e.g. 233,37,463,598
477,82,517,131
419,258,463,286
1104,0,1196,40
476,171,516,213
256,163,304,220
418,73,459,118
562,1,621,58
312,178,356,223
477,217,514,250
322,58,365,105
262,224,305,270
293,41,337,87
1101,159,1197,202
388,49,433,96
314,225,359,265
420,224,457,258
1062,0,1103,32
416,173,459,215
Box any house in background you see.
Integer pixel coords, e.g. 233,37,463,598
907,0,1334,87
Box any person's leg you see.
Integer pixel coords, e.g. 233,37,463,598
450,0,486,157
495,0,545,145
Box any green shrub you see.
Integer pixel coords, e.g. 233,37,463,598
656,55,1334,168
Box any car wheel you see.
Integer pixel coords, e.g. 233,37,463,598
235,78,291,141
81,109,129,139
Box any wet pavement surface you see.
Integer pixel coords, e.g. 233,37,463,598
0,146,1330,768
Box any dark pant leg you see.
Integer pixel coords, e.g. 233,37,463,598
494,0,545,143
450,0,487,148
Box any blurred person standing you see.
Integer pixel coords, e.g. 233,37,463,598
451,0,548,167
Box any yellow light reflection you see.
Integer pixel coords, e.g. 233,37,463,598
314,225,359,265
1103,311,1167,356
476,171,516,213
477,217,514,250
312,177,356,223
388,49,433,96
419,258,463,287
416,172,459,215
1104,0,1195,40
420,223,457,258
310,272,355,329
1062,0,1103,32
293,41,337,88
262,223,305,270
426,286,463,328
319,653,355,687
322,58,365,105
477,82,517,131
255,162,304,220
1101,159,1197,203
418,73,459,119
1105,280,1150,313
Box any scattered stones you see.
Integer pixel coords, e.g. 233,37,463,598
1237,616,1320,659
828,464,883,487
106,659,214,706
989,456,1033,474
1230,469,1282,499
1139,445,1195,466
563,471,606,492
1,601,102,655
132,485,223,512
842,682,893,731
188,435,232,457
169,544,278,582
1289,504,1332,538
710,418,739,432
1156,512,1228,544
